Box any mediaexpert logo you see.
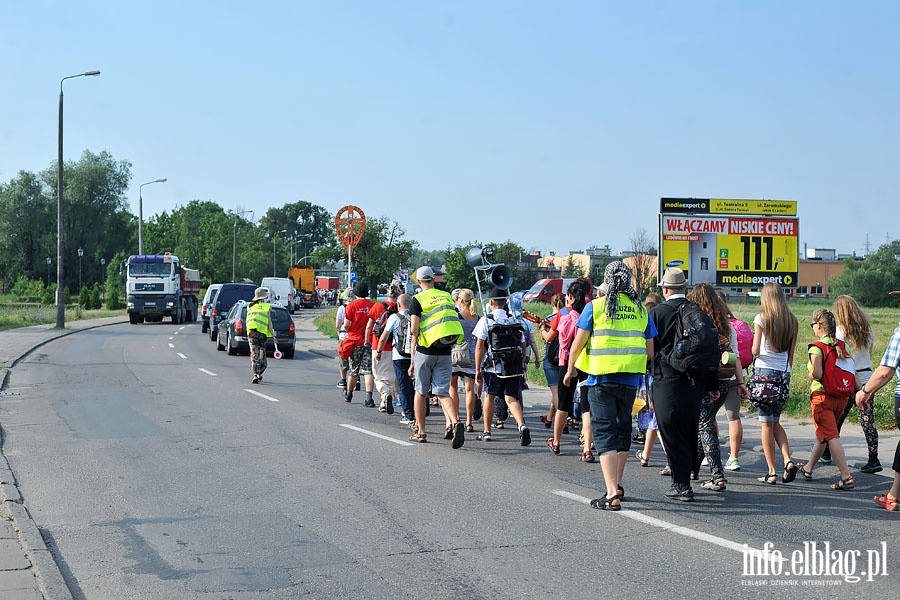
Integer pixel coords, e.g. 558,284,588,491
742,541,889,585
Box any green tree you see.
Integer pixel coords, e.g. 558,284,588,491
563,256,585,278
830,240,900,306
0,171,54,292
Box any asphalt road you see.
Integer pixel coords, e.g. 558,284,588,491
1,311,898,599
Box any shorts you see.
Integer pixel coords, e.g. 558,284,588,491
722,378,742,421
757,402,784,423
347,345,372,377
637,411,658,430
558,366,586,413
484,371,521,399
414,353,452,396
543,363,559,387
587,382,635,454
810,391,846,443
452,370,476,379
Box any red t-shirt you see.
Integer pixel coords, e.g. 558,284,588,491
367,301,396,349
344,298,374,344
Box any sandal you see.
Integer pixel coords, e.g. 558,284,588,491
635,450,649,467
409,432,427,443
659,465,672,476
465,424,474,433
590,494,621,511
702,479,727,492
831,476,855,490
443,426,454,440
617,484,625,499
580,450,595,463
495,420,505,429
546,438,560,455
874,494,899,511
540,415,553,428
798,464,813,481
782,460,798,483
757,473,777,485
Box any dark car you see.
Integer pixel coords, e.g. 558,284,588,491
216,300,296,358
208,283,257,341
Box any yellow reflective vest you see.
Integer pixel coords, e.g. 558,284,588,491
575,295,648,375
414,287,463,348
246,302,272,337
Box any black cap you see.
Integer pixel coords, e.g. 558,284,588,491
353,282,369,298
489,287,508,300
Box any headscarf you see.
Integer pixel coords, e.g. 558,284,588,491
603,261,642,321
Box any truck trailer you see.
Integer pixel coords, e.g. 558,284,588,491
287,264,319,308
126,253,201,324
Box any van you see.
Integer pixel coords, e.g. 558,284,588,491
261,277,296,314
208,283,258,341
200,283,223,333
522,278,593,303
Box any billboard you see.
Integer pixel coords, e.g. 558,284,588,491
659,198,799,288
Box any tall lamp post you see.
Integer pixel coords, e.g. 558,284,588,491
46,257,51,287
232,209,253,281
77,247,84,290
57,69,100,329
273,229,286,276
138,178,167,254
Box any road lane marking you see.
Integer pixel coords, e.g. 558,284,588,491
244,389,279,402
551,489,776,559
168,343,175,348
169,337,174,340
198,368,217,376
339,424,415,446
176,352,187,359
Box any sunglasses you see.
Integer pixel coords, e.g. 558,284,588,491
809,322,818,328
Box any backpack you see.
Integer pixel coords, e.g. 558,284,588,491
395,313,411,357
451,337,472,368
372,302,397,338
482,314,525,378
809,340,856,398
718,333,736,380
545,336,560,366
664,301,720,378
730,318,754,368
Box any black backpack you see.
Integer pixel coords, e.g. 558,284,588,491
664,301,720,378
482,314,525,378
372,302,397,338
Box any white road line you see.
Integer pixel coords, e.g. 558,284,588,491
551,489,775,558
169,337,174,340
339,424,415,446
197,368,217,376
168,343,175,348
176,352,187,359
244,389,280,402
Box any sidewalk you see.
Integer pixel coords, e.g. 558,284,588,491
1,315,897,598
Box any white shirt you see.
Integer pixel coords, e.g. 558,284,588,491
473,308,524,374
753,313,790,372
836,325,874,372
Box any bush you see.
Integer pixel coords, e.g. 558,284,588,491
89,283,102,309
41,284,55,305
107,281,124,310
11,276,44,302
78,286,91,309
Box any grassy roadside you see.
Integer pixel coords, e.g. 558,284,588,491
0,303,125,332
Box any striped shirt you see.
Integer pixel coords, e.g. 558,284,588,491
879,322,900,396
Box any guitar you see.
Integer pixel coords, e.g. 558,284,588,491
522,310,550,326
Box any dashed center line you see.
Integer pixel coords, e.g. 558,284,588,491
244,389,279,402
176,352,187,359
168,343,175,348
339,424,415,446
198,368,217,376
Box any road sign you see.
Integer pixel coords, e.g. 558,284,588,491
350,271,357,283
658,198,799,288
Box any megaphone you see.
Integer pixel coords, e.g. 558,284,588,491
489,265,513,290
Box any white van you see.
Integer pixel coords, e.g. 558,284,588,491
261,277,296,314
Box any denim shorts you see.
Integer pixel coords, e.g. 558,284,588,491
543,360,559,387
753,367,788,423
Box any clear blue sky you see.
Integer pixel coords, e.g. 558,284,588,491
3,1,898,257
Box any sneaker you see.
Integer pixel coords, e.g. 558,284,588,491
344,390,353,403
519,426,532,447
336,380,347,388
478,431,492,442
701,457,709,467
378,402,387,413
665,483,695,502
724,458,741,472
819,454,832,464
452,422,465,449
659,465,672,476
365,399,376,408
399,417,415,425
860,459,883,474
385,396,394,415
251,374,260,384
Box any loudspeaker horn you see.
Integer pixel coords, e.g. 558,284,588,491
489,265,513,290
466,246,485,268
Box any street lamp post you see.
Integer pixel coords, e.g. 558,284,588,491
138,178,167,254
46,257,51,287
77,247,84,290
232,209,252,281
100,258,106,302
273,229,286,276
57,69,100,329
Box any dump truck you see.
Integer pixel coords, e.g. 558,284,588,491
287,264,319,308
126,253,200,324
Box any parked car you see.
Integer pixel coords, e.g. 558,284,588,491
208,283,258,341
200,283,223,334
261,277,296,314
216,300,296,358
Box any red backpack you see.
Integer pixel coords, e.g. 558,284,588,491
730,318,753,368
808,339,856,398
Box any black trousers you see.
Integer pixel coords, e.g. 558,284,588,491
652,375,703,486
